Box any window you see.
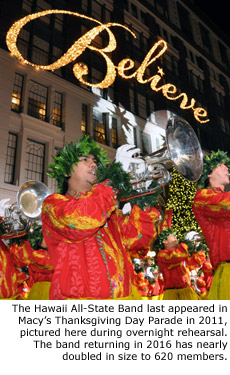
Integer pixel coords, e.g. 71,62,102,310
140,11,147,26
137,93,147,119
4,133,18,184
91,68,106,97
219,116,230,135
25,139,45,181
11,73,24,113
53,147,60,192
162,28,168,42
28,81,48,121
81,0,89,13
213,89,225,109
102,7,111,23
52,46,63,76
218,42,229,70
112,118,119,148
210,68,218,82
54,13,63,32
131,4,138,18
163,52,179,75
140,34,149,52
81,104,88,135
17,28,30,60
22,0,33,12
92,2,102,19
129,88,136,114
189,50,196,64
31,36,49,65
53,91,63,128
123,0,129,11
177,4,193,40
93,110,108,145
133,30,141,49
36,0,51,25
147,99,155,122
189,71,204,93
199,24,213,57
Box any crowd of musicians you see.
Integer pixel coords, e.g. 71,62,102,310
1,136,230,300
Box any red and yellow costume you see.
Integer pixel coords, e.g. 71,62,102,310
133,271,164,300
133,272,149,298
0,239,31,299
26,247,53,300
197,274,207,299
0,238,53,300
0,239,20,299
42,181,160,300
193,188,230,299
157,243,205,300
148,274,164,300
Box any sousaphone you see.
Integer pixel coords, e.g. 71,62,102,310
126,115,203,199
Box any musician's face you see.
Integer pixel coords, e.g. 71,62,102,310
208,163,229,189
163,233,178,250
68,154,97,193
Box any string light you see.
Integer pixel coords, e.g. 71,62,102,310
166,167,200,238
6,9,210,124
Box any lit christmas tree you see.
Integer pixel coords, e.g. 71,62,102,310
166,166,200,238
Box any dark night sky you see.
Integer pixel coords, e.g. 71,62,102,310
192,1,229,36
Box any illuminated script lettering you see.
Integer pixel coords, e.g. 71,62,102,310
6,10,209,123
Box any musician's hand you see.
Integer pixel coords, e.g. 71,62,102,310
115,144,145,173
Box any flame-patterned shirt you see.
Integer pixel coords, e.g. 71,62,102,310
193,187,230,269
157,243,205,289
42,181,160,300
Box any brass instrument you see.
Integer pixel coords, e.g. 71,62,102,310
17,180,50,220
127,115,203,198
1,180,50,239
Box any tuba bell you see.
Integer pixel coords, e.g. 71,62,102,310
1,181,50,239
17,180,51,220
127,115,203,198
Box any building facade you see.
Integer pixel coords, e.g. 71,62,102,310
0,0,230,202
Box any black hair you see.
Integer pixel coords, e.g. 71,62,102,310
60,176,70,195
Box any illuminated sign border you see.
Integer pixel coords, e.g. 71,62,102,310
6,10,209,123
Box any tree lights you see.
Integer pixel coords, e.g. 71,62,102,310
166,167,200,238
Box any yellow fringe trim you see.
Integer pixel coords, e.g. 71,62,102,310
207,262,230,300
163,287,200,300
27,281,51,300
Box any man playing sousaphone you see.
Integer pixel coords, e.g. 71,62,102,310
41,135,160,300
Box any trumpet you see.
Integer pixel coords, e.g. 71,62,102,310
127,116,203,198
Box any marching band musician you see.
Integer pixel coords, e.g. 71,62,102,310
193,150,230,299
41,135,160,300
0,198,53,299
155,228,205,300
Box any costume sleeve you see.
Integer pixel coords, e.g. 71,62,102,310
202,259,213,275
197,275,206,289
9,240,32,267
193,189,230,221
115,204,160,256
187,250,206,270
157,243,189,264
31,249,53,270
42,180,117,242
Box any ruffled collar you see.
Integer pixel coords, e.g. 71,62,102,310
65,185,97,199
209,186,224,193
65,189,84,199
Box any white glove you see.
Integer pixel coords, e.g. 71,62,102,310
115,144,145,173
0,198,10,217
